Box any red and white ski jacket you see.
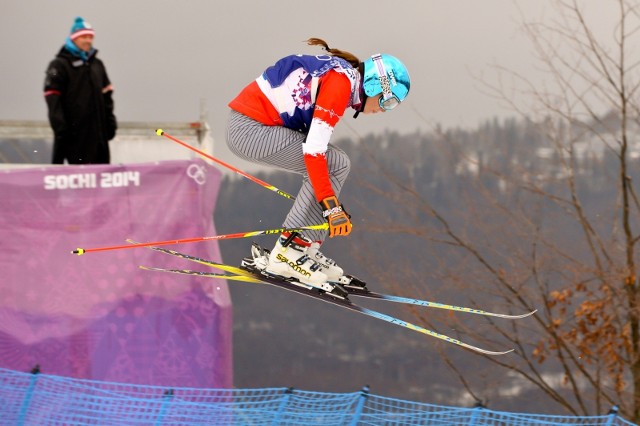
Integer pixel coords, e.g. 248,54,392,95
229,54,362,201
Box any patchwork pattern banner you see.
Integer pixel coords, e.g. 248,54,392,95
0,159,232,388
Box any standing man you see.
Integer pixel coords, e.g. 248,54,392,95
44,17,117,164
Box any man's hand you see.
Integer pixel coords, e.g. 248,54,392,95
320,196,352,237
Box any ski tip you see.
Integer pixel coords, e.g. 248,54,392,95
155,128,164,136
470,347,514,356
515,309,538,319
459,341,515,355
497,309,538,319
492,348,515,356
72,248,85,256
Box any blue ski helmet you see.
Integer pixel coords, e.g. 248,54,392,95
362,53,410,110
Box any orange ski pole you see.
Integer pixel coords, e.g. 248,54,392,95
72,224,329,255
156,129,295,200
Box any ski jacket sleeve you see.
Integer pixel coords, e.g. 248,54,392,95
104,88,117,140
43,58,68,139
100,64,117,141
303,70,352,202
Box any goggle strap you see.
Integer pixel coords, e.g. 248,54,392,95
353,92,367,119
372,54,393,100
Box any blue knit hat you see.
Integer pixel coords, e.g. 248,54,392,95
69,16,95,40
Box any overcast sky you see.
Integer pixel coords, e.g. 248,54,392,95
0,1,619,163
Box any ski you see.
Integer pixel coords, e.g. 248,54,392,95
127,239,248,275
342,288,535,319
140,264,513,356
135,243,537,355
139,265,261,282
133,241,536,320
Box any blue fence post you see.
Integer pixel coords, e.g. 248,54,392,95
468,400,485,426
272,387,294,426
605,405,619,426
349,385,370,426
17,365,40,426
154,389,174,426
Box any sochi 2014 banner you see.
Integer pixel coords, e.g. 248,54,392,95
0,159,232,388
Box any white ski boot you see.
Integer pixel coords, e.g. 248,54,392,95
306,242,345,282
278,233,345,282
304,241,367,291
264,235,348,297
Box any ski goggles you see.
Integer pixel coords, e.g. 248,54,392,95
379,94,401,111
372,54,401,111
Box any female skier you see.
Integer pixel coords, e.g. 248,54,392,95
226,38,410,296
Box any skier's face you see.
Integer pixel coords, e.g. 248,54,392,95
73,35,94,52
362,94,385,115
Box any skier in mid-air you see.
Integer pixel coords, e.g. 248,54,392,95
226,38,411,296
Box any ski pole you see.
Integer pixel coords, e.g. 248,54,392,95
72,224,328,255
156,129,295,200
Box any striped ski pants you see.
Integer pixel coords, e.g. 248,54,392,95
226,110,351,243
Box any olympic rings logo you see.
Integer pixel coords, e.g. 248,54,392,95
187,164,206,185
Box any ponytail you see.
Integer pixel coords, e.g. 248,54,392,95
306,38,360,68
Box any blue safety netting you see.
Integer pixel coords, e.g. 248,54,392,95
0,367,635,425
